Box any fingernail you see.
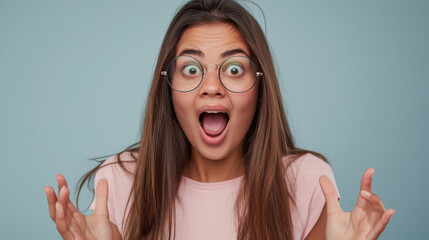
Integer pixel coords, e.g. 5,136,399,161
56,202,60,211
361,190,372,198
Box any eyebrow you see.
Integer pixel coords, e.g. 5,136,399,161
177,48,250,58
221,48,249,58
178,49,204,57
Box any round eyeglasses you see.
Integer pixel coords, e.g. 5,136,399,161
161,55,263,93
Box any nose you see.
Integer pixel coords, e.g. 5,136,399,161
199,65,225,97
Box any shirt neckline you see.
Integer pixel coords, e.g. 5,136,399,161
181,175,244,190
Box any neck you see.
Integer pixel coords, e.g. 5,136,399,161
183,149,245,183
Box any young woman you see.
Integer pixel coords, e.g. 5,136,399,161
44,0,395,239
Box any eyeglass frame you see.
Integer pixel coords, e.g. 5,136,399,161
160,55,263,93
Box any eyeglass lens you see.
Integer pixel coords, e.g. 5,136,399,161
166,56,257,92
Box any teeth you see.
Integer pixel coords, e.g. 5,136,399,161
205,111,225,114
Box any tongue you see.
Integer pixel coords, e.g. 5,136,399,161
202,113,228,136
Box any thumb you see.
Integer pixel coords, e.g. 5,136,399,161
319,175,342,215
93,178,109,218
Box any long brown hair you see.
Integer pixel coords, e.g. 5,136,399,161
77,0,327,239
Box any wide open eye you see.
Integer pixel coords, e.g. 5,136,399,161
182,64,201,77
224,63,244,77
220,56,256,92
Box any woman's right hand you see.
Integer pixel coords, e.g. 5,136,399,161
44,174,118,240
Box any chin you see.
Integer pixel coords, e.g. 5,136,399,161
194,148,226,161
193,141,242,162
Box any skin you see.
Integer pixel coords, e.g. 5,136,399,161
173,23,259,183
44,23,394,240
307,168,396,239
44,174,120,240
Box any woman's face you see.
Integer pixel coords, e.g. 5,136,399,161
172,22,259,162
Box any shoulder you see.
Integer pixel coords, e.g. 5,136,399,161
95,151,137,182
102,150,138,164
283,153,333,185
282,152,340,200
100,151,137,170
283,153,330,172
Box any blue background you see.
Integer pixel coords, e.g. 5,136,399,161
1,0,427,239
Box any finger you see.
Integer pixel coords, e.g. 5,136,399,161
67,199,79,215
58,185,70,205
58,184,82,227
319,175,342,215
93,178,109,217
55,202,75,240
58,185,78,230
44,186,58,221
357,168,374,209
56,174,69,199
55,180,80,216
65,197,85,227
360,191,387,214
360,168,374,193
366,209,396,240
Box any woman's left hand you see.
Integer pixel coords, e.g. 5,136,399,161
319,168,395,240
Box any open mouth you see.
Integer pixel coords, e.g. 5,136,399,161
199,111,230,137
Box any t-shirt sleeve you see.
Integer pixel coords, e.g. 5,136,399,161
88,169,103,209
88,157,117,226
87,152,136,236
286,153,340,240
303,160,339,238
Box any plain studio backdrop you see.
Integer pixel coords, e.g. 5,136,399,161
0,0,427,239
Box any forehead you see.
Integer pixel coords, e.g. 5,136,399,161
175,22,251,59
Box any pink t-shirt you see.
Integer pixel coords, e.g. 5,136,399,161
90,152,340,240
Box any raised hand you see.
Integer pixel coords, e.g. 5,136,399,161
319,168,395,240
44,174,118,240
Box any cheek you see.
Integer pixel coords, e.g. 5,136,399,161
172,93,185,122
172,92,194,132
232,88,259,128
